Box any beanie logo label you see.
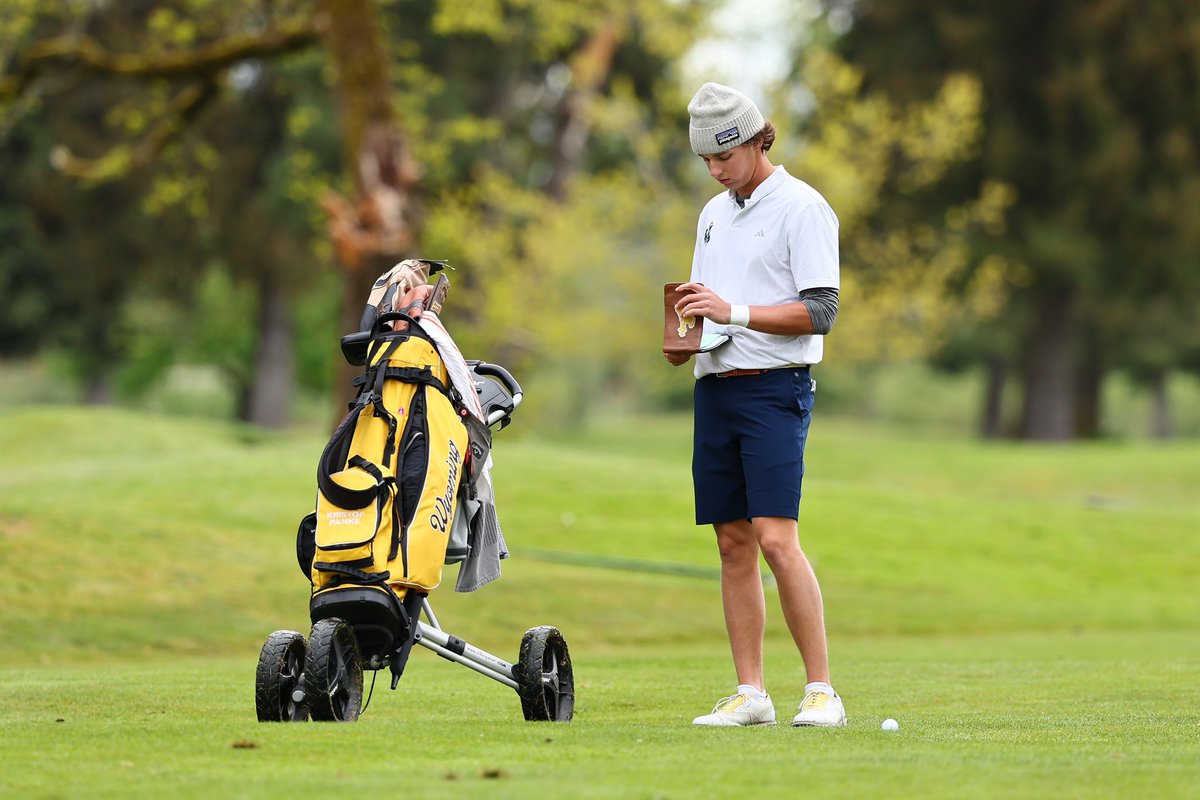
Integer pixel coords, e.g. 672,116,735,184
715,126,741,146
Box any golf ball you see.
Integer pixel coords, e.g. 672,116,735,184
882,718,899,731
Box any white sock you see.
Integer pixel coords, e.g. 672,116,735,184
737,684,768,701
805,681,835,696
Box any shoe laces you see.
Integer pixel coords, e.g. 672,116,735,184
800,691,829,711
711,694,748,714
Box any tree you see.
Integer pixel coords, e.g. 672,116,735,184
1,0,329,419
1,0,420,423
392,0,706,423
770,48,1013,385
833,0,1200,439
2,0,705,426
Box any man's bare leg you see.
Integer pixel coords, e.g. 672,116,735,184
754,516,829,684
713,519,766,690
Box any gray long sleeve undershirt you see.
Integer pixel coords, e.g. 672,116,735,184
798,287,839,335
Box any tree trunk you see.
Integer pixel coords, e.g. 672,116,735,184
245,277,293,429
1018,290,1077,440
317,0,420,422
83,371,112,405
234,378,252,423
1150,370,1173,439
979,355,1008,438
1073,327,1105,438
545,19,620,201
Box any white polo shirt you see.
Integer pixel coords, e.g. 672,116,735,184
689,166,839,378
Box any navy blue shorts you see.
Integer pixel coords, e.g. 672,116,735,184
692,367,814,525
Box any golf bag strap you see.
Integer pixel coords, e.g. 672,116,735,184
359,337,407,469
365,330,407,367
313,562,391,585
317,406,360,506
347,455,385,483
313,563,408,622
317,411,392,510
349,366,450,396
381,366,450,397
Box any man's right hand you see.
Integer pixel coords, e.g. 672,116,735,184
664,352,691,366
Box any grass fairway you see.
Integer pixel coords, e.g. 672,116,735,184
1,407,1198,798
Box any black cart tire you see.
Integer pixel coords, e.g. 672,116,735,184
305,618,364,722
255,630,309,722
516,626,574,721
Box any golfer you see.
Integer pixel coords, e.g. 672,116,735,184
667,82,844,727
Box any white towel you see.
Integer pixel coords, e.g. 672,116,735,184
419,311,510,592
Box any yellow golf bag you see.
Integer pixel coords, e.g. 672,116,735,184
305,307,473,658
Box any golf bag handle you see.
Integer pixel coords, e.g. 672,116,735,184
370,311,422,336
470,361,522,401
467,361,523,427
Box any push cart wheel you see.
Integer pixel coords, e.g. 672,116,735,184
305,618,364,722
516,626,574,721
255,630,309,722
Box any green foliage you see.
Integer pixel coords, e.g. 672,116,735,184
424,167,698,423
834,0,1200,434
110,293,184,399
0,0,38,54
383,0,711,424
2,0,707,425
389,0,700,193
10,0,1196,438
291,269,342,394
782,49,1018,366
0,0,337,417
0,125,49,357
431,0,606,53
184,266,257,386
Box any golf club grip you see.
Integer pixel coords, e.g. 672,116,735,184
358,303,378,333
424,273,450,315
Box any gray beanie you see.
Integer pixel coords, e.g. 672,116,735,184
688,82,765,155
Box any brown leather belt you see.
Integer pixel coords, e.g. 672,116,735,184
714,365,809,378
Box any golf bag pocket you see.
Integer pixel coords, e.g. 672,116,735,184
311,456,398,592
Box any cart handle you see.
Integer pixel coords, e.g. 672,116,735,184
469,361,523,425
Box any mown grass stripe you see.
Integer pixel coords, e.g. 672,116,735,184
519,546,777,587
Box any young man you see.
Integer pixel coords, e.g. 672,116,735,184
667,82,844,728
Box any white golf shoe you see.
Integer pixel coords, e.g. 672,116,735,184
692,692,777,727
791,683,847,727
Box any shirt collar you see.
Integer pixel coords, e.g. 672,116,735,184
728,165,788,208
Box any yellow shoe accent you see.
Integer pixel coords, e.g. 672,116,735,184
800,691,830,711
793,688,847,727
693,692,777,726
715,695,748,713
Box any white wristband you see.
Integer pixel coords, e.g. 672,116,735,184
728,304,751,328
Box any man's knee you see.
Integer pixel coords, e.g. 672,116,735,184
755,520,803,568
714,522,758,565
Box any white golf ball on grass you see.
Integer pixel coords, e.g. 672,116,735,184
881,718,899,731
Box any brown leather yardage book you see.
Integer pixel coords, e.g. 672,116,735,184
663,283,703,355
